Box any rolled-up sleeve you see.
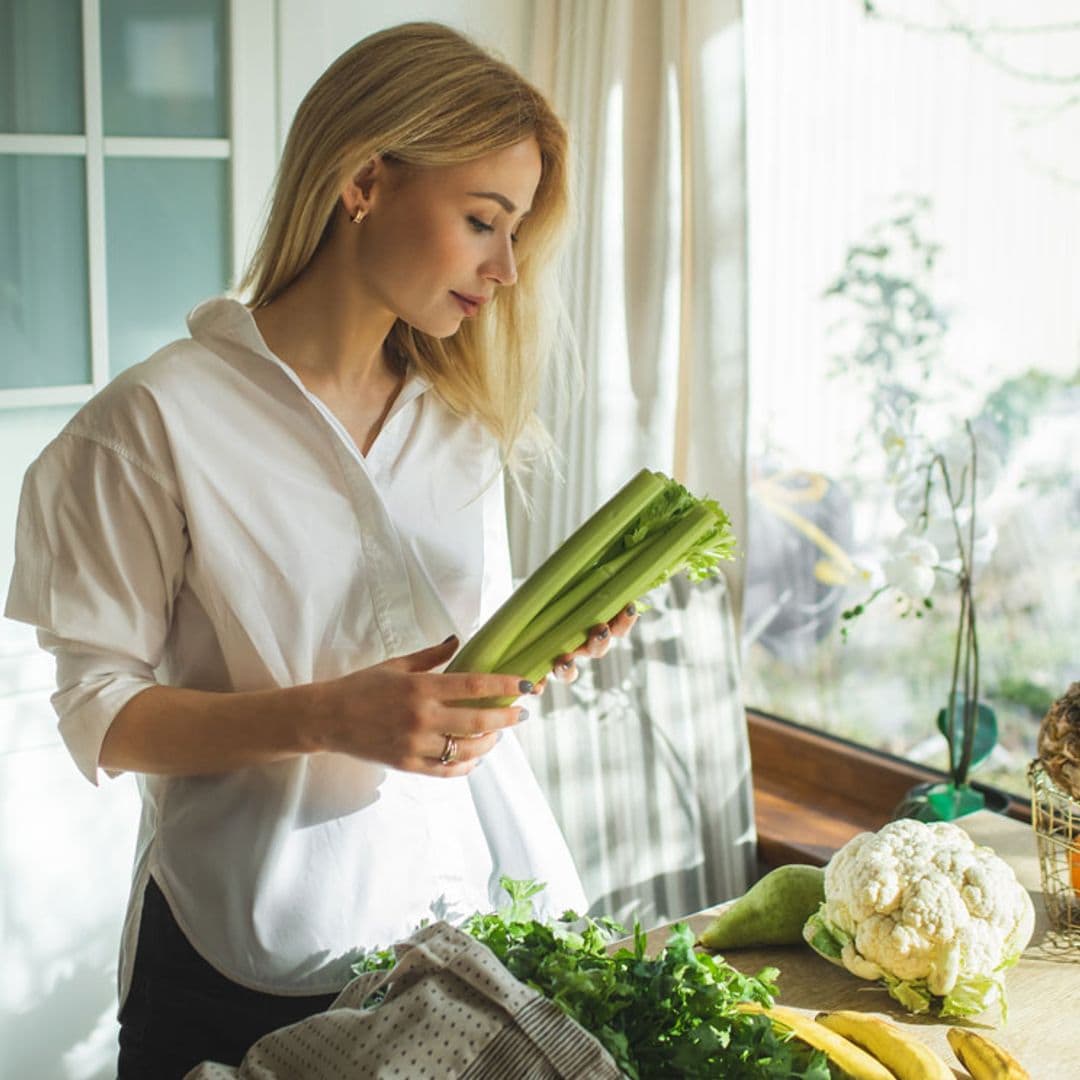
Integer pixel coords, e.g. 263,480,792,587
5,432,188,784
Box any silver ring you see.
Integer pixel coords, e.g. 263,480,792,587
439,734,459,766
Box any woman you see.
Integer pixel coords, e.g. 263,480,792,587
5,22,637,1078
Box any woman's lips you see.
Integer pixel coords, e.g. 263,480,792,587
451,291,482,316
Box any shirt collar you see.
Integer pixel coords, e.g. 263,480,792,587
186,296,432,407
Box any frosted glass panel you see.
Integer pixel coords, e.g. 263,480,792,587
101,0,227,137
0,0,84,134
105,157,229,374
0,156,91,389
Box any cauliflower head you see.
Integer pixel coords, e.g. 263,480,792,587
802,819,1034,1020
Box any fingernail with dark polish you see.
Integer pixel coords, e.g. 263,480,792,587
596,626,610,639
625,604,637,617
518,679,534,694
442,634,458,644
518,708,529,722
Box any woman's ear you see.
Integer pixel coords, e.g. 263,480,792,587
342,155,383,221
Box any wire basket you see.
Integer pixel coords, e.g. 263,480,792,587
1028,760,1080,932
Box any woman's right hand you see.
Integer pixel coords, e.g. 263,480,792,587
312,635,532,777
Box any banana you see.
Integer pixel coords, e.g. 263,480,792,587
947,1026,1031,1080
816,1010,953,1080
736,1002,897,1079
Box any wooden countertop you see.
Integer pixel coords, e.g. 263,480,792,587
631,812,1079,1078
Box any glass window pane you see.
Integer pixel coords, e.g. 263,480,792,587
105,157,229,374
0,156,90,389
101,0,228,137
0,0,84,134
743,1,1080,800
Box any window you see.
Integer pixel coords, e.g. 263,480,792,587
0,0,274,405
742,0,1079,799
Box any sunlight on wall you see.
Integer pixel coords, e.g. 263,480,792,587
1,413,140,1080
0,740,140,1080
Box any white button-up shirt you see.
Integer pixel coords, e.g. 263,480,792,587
6,297,585,1002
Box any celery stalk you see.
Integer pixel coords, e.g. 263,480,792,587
505,523,675,659
447,468,667,674
494,504,719,685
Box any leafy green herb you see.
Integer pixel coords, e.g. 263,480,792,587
498,876,548,925
353,878,832,1079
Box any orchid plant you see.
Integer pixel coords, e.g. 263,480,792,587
842,413,1003,820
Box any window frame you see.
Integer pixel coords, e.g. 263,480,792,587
747,709,1031,867
0,0,276,407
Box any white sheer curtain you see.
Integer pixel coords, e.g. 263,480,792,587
510,1,757,924
510,0,749,622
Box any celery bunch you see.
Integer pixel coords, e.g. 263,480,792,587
448,469,735,694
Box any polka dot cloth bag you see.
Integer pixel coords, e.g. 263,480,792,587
185,921,623,1079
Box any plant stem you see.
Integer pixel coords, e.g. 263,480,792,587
956,421,981,786
946,580,967,779
957,593,981,785
925,421,981,787
926,453,969,573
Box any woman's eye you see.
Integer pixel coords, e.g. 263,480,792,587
468,216,494,234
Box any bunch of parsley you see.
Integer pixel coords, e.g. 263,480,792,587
353,879,830,1079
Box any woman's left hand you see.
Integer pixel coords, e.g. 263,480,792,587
529,603,640,691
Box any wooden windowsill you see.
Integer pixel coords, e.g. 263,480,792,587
747,709,1030,868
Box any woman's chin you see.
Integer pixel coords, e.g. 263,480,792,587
396,309,466,340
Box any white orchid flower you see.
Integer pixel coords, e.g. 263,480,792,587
882,427,911,481
881,413,928,481
937,430,1002,504
851,556,885,591
891,427,1002,527
971,523,998,568
921,510,998,568
882,425,907,457
882,532,940,599
893,459,953,525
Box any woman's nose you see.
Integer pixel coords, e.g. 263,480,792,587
483,239,517,287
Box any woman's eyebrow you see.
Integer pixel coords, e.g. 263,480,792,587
467,190,520,214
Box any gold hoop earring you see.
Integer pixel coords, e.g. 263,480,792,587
352,208,367,225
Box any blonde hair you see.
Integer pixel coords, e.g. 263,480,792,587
239,22,574,476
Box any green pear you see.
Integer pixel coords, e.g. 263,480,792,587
698,864,825,950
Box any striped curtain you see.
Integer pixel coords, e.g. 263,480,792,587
514,572,757,927
511,0,756,924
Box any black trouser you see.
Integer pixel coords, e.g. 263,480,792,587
117,876,340,1079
